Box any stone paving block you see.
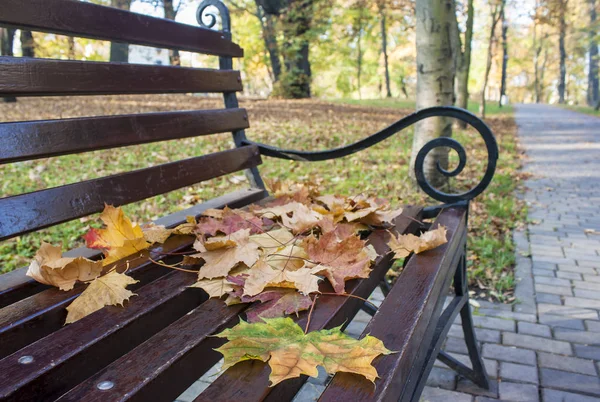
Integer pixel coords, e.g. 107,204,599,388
539,314,586,330
498,381,539,402
472,315,516,332
420,386,473,402
575,289,600,301
518,321,551,338
535,276,572,287
534,256,576,266
586,320,600,332
538,303,598,319
565,297,600,310
475,309,537,323
538,351,598,375
585,275,600,283
559,265,597,275
474,300,512,311
543,389,600,402
445,337,469,355
575,345,600,360
533,268,556,277
535,283,573,296
503,332,572,355
500,362,538,384
448,324,465,339
456,378,498,398
344,320,367,339
176,380,211,402
578,260,600,268
554,328,600,345
533,261,558,270
443,352,498,378
557,271,583,280
482,344,536,366
573,281,600,291
292,382,325,402
475,328,501,343
536,293,562,305
426,367,457,390
540,368,600,396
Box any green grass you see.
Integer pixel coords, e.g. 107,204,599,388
560,104,600,117
0,94,525,301
332,98,514,116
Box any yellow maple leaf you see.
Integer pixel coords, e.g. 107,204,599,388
388,226,448,259
197,229,260,279
215,317,393,386
65,271,138,324
249,228,296,249
142,223,173,244
84,205,150,266
243,259,321,296
26,242,103,291
190,277,235,298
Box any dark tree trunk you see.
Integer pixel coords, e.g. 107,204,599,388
499,7,508,107
378,2,392,98
67,36,76,59
163,0,181,65
280,0,313,98
256,1,282,82
110,0,132,62
480,0,503,118
1,28,17,102
558,0,567,104
20,30,35,58
588,0,599,106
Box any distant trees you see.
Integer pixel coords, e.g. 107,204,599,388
588,0,599,106
110,0,132,62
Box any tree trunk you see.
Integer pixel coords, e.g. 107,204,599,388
67,36,76,59
110,0,132,62
499,7,508,107
163,0,181,66
587,0,599,106
280,0,313,98
355,4,366,100
557,0,567,104
455,0,474,127
479,0,503,119
1,28,17,103
259,6,282,82
20,30,35,58
378,2,392,98
410,0,456,188
533,26,542,103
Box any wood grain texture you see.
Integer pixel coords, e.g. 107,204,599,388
0,188,267,309
0,109,249,164
319,207,467,402
0,57,243,97
0,0,243,57
194,207,424,402
0,271,208,402
0,145,262,241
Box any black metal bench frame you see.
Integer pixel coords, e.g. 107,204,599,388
0,0,497,400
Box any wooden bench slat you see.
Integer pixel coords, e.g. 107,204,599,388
0,57,243,97
42,207,422,402
0,0,243,58
0,270,208,402
0,109,249,165
0,188,267,309
0,145,262,241
318,207,467,402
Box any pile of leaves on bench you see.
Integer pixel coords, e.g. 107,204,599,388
25,183,447,386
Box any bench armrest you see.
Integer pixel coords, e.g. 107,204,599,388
242,106,498,204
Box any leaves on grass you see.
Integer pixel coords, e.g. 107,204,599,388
26,242,103,291
65,271,138,324
388,226,448,259
214,317,393,386
83,205,149,265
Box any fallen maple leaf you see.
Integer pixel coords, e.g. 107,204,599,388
26,242,103,291
142,223,172,244
242,288,312,323
190,277,235,298
215,317,393,386
83,205,149,266
242,259,321,296
196,207,266,236
281,204,323,234
65,271,138,324
304,232,373,293
249,227,295,249
197,229,260,280
388,226,448,259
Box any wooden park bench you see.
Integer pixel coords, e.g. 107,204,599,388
0,0,498,400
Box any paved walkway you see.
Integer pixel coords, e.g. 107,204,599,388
175,105,600,402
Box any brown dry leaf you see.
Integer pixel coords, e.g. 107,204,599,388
83,205,149,266
388,226,448,259
242,288,313,323
26,242,103,291
190,277,235,298
281,204,323,234
197,229,260,280
249,228,296,249
172,216,197,235
196,207,266,236
243,259,321,296
142,223,172,244
65,271,138,324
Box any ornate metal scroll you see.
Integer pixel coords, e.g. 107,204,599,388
197,0,231,35
241,106,499,204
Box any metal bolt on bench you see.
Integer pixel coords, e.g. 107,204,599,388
0,0,497,401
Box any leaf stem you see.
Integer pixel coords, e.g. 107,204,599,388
305,294,319,334
149,257,200,273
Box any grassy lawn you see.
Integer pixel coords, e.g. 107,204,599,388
0,95,525,301
332,98,514,116
560,104,600,117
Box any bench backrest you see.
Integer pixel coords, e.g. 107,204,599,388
0,0,265,244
